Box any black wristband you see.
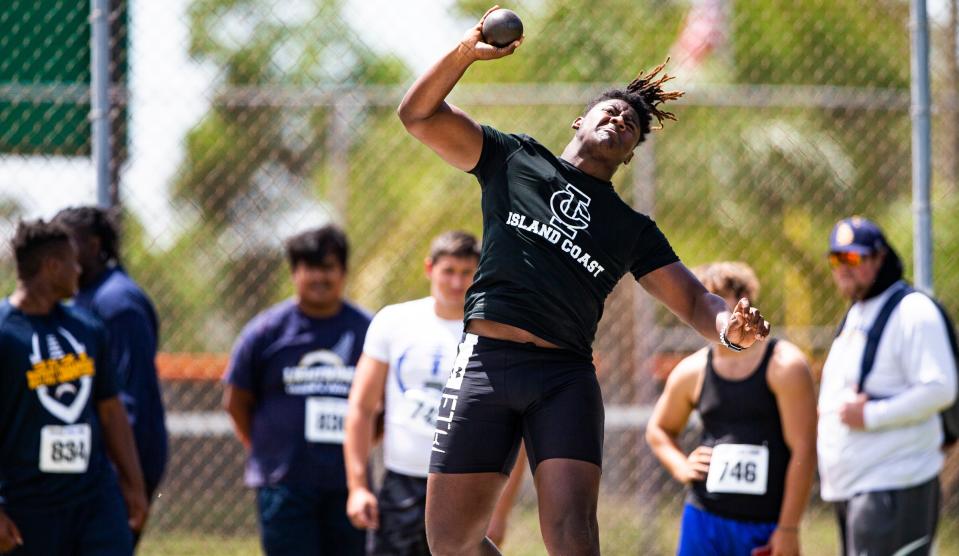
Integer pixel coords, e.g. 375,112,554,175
719,320,746,352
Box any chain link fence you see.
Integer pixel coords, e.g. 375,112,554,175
3,0,959,554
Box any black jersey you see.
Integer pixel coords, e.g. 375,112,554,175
465,125,679,356
689,339,790,523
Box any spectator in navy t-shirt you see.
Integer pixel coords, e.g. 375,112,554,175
54,207,168,540
0,219,147,556
224,224,371,556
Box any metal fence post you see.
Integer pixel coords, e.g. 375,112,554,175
91,0,112,208
911,0,933,293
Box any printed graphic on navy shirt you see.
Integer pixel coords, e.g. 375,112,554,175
225,299,370,490
0,301,117,511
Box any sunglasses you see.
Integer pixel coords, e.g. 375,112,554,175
828,251,867,268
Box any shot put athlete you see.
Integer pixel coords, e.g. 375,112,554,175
397,6,771,555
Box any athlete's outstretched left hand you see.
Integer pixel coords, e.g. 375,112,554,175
725,298,770,349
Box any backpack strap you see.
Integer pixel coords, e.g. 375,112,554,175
858,285,913,393
928,298,959,446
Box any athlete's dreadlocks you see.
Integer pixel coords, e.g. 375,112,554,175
584,58,685,147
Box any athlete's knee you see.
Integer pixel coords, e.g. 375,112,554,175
425,505,491,556
425,472,506,555
540,508,600,555
424,528,462,556
426,526,491,556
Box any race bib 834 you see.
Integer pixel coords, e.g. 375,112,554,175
39,424,91,473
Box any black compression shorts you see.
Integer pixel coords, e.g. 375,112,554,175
429,334,604,475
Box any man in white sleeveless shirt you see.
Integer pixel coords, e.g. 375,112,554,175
344,231,524,555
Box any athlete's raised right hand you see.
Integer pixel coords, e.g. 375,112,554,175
346,487,379,530
678,445,712,484
457,6,523,62
0,510,23,553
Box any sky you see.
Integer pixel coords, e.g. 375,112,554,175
0,0,952,245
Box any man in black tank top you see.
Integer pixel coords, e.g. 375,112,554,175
398,8,771,555
646,263,816,556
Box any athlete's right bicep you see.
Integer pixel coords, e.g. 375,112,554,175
402,103,484,172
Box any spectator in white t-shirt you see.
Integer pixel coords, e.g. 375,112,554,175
343,231,525,555
818,216,956,556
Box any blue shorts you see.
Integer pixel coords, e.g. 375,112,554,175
677,503,777,556
4,483,132,556
256,484,365,556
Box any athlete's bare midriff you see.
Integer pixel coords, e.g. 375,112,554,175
466,318,561,349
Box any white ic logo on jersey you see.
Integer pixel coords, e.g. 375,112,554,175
550,183,591,239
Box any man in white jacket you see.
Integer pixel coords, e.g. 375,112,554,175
819,216,957,556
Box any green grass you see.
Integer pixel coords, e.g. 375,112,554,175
138,534,260,556
138,502,959,555
498,502,959,556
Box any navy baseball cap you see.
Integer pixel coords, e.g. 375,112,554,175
829,216,887,255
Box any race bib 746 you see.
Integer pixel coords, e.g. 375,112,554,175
705,443,769,495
